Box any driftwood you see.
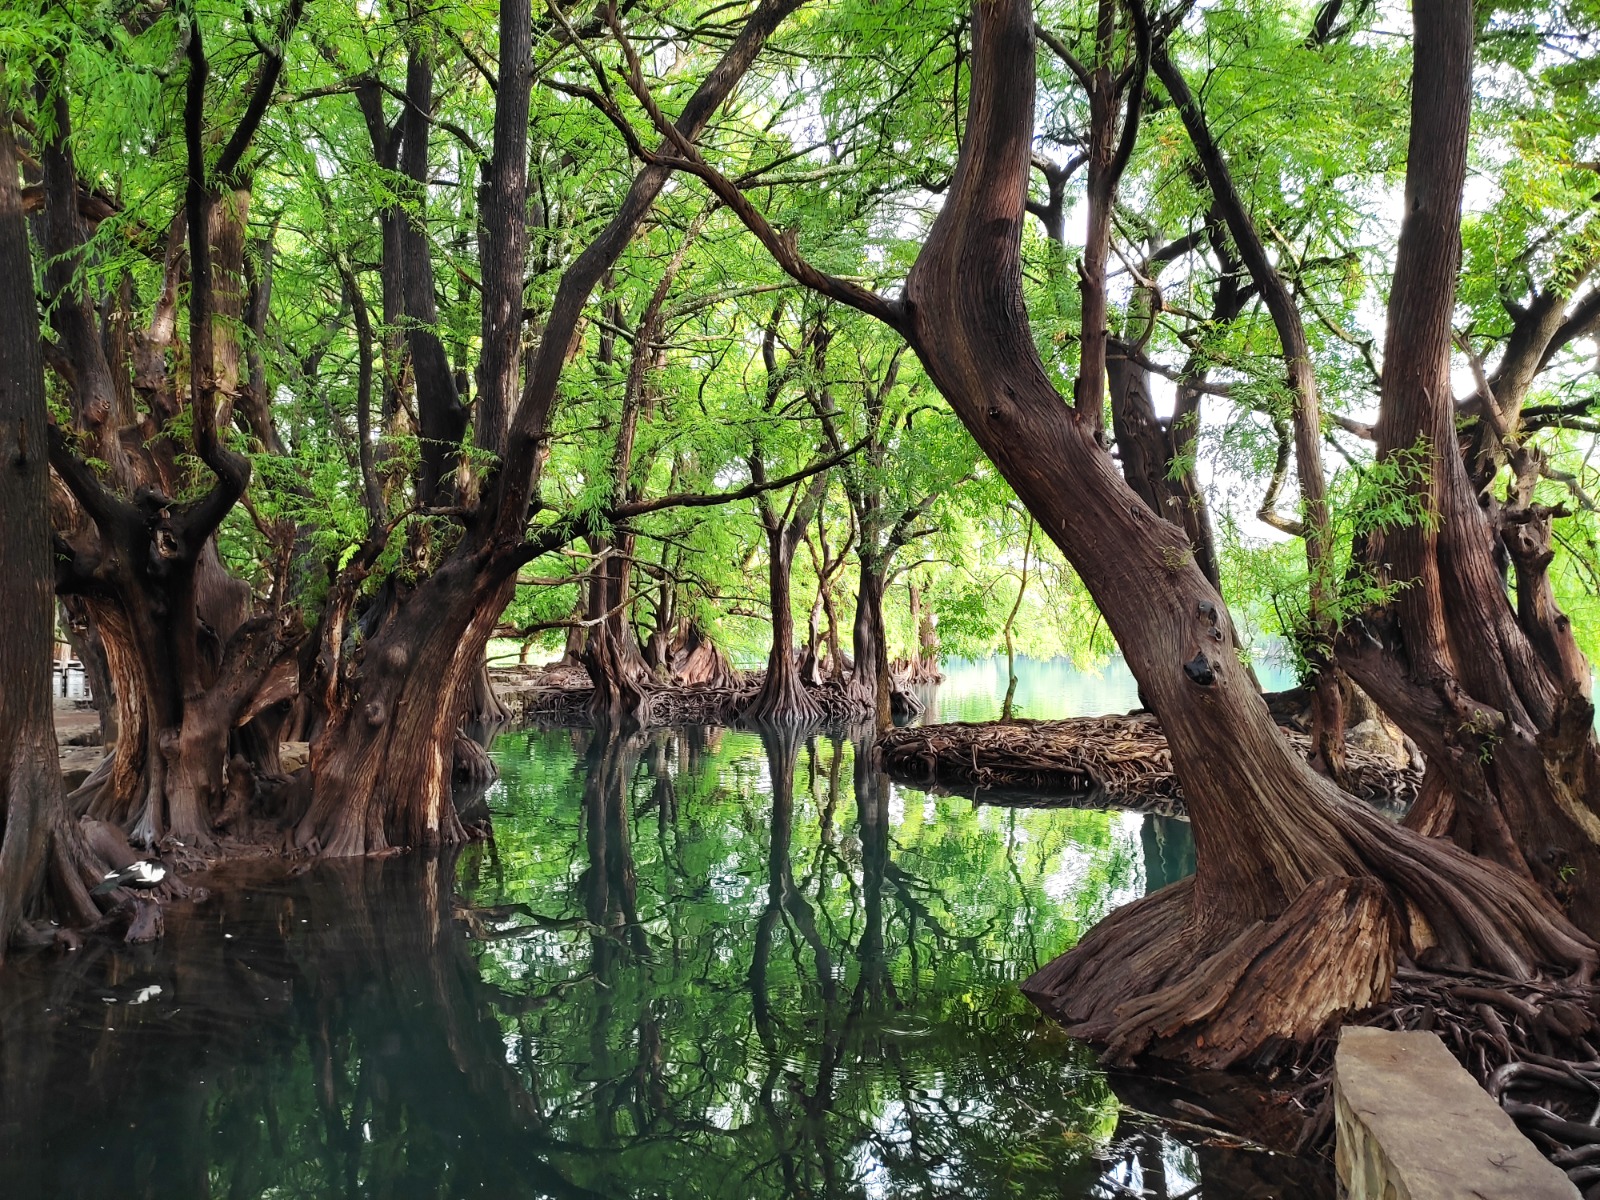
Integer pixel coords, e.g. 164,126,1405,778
877,713,1419,815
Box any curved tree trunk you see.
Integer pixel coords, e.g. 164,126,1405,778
872,0,1596,1063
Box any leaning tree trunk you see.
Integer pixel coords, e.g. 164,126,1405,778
878,0,1596,1065
0,115,106,953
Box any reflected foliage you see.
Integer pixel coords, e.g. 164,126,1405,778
0,719,1330,1198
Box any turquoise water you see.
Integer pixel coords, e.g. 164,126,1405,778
0,658,1329,1198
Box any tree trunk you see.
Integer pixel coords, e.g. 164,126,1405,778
0,113,105,954
848,558,892,730
745,532,823,724
1337,0,1600,933
298,552,515,855
1106,339,1220,588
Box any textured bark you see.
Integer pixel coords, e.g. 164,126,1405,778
0,112,105,954
1106,339,1220,588
744,451,829,723
400,50,469,500
299,555,513,855
744,545,824,723
39,31,299,850
848,558,893,730
302,0,804,849
1337,0,1600,933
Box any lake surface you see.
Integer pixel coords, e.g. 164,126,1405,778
0,656,1331,1198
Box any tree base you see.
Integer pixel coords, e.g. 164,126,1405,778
1025,806,1596,1069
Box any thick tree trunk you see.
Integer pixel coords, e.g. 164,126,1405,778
299,552,515,855
1336,0,1600,932
0,115,105,954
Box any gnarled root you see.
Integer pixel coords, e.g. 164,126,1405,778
1025,805,1596,1069
1026,877,1396,1068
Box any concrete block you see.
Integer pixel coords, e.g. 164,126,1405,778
1334,1025,1578,1200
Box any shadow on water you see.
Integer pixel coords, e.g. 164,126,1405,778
0,712,1331,1198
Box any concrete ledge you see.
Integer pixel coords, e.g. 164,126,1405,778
1334,1025,1578,1199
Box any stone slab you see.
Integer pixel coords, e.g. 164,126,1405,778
1334,1025,1578,1200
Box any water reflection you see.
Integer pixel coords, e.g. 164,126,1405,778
0,723,1331,1198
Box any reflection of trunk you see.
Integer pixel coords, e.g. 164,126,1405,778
853,738,890,1006
1140,816,1196,895
884,0,1595,1066
580,726,649,958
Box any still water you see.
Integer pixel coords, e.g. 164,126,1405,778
0,658,1330,1198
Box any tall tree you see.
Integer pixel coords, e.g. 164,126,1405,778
1338,0,1600,930
665,0,1596,1065
0,102,105,955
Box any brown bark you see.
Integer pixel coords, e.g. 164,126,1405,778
1338,0,1600,932
304,0,805,849
1105,338,1220,588
743,332,830,722
0,110,106,955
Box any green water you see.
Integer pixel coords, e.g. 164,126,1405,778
0,658,1331,1198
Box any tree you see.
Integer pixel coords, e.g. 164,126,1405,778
1336,0,1600,933
665,0,1595,1065
0,99,105,955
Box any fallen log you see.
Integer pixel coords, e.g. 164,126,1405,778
877,713,1420,816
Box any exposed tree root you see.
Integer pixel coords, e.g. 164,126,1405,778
1025,802,1596,1072
880,713,1418,811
